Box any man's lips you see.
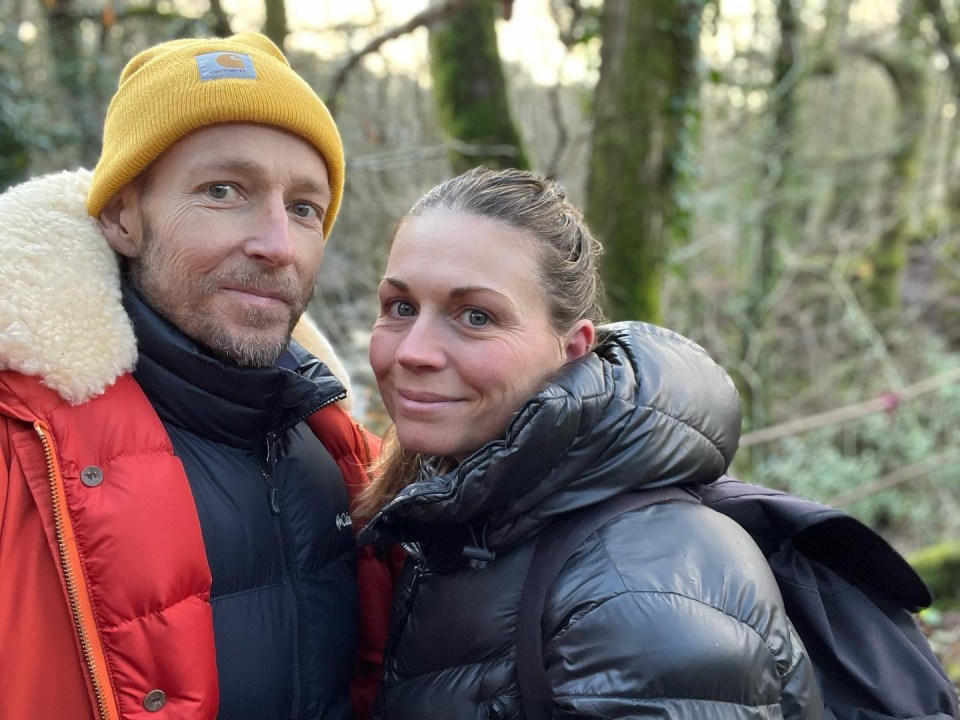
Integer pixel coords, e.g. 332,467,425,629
223,286,291,306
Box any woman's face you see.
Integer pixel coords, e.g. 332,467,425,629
370,209,593,461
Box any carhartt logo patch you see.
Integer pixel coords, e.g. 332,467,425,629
195,51,256,81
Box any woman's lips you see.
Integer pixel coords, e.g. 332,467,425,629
395,389,462,413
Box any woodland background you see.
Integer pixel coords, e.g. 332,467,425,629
1,0,958,680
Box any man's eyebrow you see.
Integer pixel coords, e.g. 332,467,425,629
192,158,263,177
293,178,330,197
191,159,330,198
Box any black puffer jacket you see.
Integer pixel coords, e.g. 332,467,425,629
360,322,822,719
126,286,359,720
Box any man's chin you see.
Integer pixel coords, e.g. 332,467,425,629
202,326,292,368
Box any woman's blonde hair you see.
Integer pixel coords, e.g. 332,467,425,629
355,167,605,520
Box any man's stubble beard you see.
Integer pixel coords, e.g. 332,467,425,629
132,216,313,368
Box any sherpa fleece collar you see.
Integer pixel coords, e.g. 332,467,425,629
0,170,137,404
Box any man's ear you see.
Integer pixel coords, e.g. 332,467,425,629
97,183,145,259
563,320,596,362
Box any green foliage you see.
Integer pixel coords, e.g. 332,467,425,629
750,344,960,546
910,542,960,609
557,2,602,46
0,28,29,190
917,606,960,688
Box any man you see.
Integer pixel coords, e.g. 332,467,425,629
0,32,394,720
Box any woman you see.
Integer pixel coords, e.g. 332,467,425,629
357,167,821,719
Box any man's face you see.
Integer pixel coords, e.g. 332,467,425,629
101,123,331,367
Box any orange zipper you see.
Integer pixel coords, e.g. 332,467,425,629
35,424,119,720
356,423,374,468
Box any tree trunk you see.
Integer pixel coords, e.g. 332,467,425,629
428,0,530,173
0,112,28,192
0,32,28,191
739,0,801,467
586,0,704,323
45,0,101,167
864,7,927,313
208,0,233,37
263,0,287,49
921,0,960,347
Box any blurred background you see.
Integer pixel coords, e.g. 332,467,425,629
1,0,958,677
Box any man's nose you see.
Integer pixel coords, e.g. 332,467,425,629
246,194,295,266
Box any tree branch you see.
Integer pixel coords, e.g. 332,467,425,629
739,368,960,447
324,0,478,116
826,449,960,507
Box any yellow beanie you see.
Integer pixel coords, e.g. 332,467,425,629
87,32,344,239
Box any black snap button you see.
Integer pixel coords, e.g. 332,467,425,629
143,689,166,712
80,466,103,487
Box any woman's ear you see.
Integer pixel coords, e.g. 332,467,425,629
562,320,596,362
97,183,145,259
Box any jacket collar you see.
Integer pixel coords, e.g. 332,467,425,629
361,322,742,550
126,284,345,447
0,170,136,404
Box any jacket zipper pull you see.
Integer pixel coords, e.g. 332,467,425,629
265,433,281,466
264,434,282,515
268,486,282,516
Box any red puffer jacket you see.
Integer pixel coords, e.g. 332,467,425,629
0,370,391,720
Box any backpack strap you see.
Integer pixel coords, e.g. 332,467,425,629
516,487,699,720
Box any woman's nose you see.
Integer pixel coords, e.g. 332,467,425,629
395,317,446,370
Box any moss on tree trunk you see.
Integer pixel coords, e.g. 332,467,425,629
586,0,704,323
428,0,530,173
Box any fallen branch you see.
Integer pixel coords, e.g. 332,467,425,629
739,368,960,447
826,449,960,507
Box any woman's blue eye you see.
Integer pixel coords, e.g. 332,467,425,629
396,301,415,317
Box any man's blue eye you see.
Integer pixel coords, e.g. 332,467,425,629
396,301,415,317
208,184,230,199
292,202,316,218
